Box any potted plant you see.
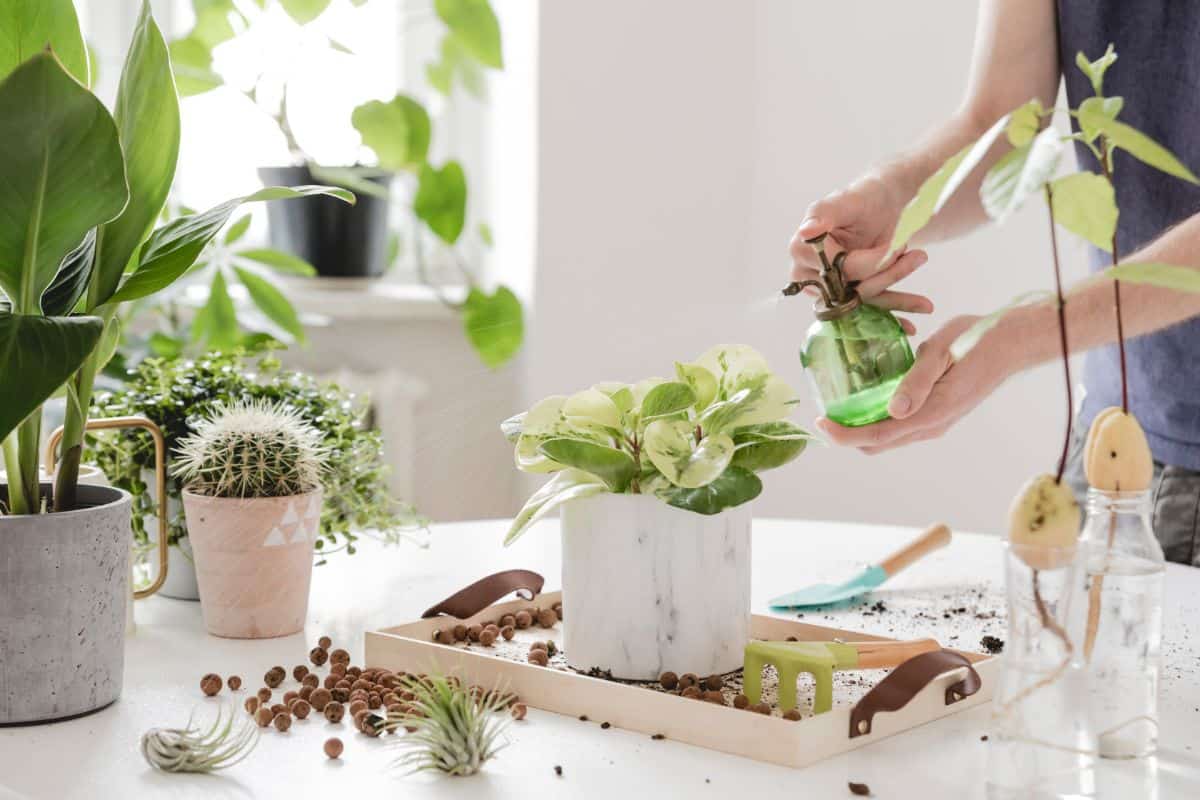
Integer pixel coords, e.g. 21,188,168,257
0,0,349,724
501,345,811,679
169,0,525,368
174,399,328,638
89,349,427,599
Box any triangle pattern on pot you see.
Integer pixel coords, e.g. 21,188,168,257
263,526,288,547
280,501,299,526
289,522,310,544
305,494,321,520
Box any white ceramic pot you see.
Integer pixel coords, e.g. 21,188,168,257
560,493,752,680
140,470,198,601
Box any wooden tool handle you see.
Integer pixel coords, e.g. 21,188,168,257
878,523,951,577
849,638,941,669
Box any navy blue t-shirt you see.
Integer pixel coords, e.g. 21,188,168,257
1057,1,1200,468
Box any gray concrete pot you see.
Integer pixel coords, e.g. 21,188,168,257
0,483,131,724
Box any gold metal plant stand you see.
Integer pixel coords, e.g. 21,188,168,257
45,416,169,599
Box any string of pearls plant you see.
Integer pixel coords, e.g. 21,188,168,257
172,399,327,498
141,707,258,773
389,674,510,777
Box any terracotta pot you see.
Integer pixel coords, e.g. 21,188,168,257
182,489,322,639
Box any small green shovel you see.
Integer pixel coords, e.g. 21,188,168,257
768,524,951,609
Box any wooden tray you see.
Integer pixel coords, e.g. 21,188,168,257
366,585,999,769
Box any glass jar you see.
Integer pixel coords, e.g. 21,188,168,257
800,303,914,426
1076,489,1165,759
988,542,1096,798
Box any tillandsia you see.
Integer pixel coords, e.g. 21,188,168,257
172,399,328,499
140,708,258,773
90,351,428,559
501,345,813,544
388,674,510,777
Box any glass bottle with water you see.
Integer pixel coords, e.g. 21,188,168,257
1077,488,1165,759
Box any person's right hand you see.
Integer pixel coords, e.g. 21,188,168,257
789,175,933,332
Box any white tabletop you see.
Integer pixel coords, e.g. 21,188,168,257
2,519,1198,800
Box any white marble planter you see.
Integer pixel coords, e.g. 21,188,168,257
560,493,751,680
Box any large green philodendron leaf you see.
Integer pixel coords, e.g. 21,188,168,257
1104,262,1200,293
504,468,605,546
462,286,523,367
280,0,331,25
981,126,1063,223
91,2,181,310
643,419,734,489
639,381,696,424
889,112,1011,255
0,313,103,441
949,290,1053,362
656,465,762,516
730,420,811,472
0,52,128,314
434,0,504,69
538,438,636,492
414,161,468,244
351,95,431,172
0,0,89,83
1049,172,1117,251
110,186,354,303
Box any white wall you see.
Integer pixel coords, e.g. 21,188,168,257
524,0,1088,536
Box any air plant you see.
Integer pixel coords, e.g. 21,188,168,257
172,399,328,499
140,708,258,773
388,674,510,777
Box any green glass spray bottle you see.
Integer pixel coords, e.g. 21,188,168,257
783,233,914,427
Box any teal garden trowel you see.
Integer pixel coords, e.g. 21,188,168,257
769,524,951,608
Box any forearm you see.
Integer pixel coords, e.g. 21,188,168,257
1000,213,1200,372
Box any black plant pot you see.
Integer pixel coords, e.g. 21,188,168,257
258,165,392,279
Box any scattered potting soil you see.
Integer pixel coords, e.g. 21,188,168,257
980,635,1004,654
848,781,871,796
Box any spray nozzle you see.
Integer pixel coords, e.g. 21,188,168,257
780,233,861,320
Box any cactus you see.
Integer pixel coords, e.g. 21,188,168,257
172,400,327,498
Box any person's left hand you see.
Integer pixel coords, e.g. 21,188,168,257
815,314,1017,454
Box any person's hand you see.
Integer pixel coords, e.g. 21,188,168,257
790,175,933,334
815,315,1017,453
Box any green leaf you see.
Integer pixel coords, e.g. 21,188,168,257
1049,172,1117,251
730,421,810,472
500,411,524,443
327,36,355,56
478,222,493,247
1006,99,1043,147
674,361,718,411
196,269,238,350
981,126,1063,223
1104,262,1200,293
0,52,128,314
233,265,306,342
1076,44,1116,96
697,376,796,434
168,37,222,96
0,0,88,84
889,112,1010,254
1103,118,1198,184
95,314,122,371
434,0,504,69
949,290,1052,361
0,313,102,442
643,420,733,489
640,381,696,423
224,213,252,245
656,465,762,516
90,2,181,310
461,285,523,367
237,247,316,276
279,0,331,25
538,438,636,492
191,0,240,49
504,469,605,545
352,94,432,172
111,186,353,303
40,231,97,317
147,330,183,358
563,388,623,432
414,161,467,244
427,33,487,98
1076,96,1123,142
306,164,390,199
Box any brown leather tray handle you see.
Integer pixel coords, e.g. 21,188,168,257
421,570,545,619
848,649,981,739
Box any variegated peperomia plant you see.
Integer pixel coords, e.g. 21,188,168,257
501,345,812,544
